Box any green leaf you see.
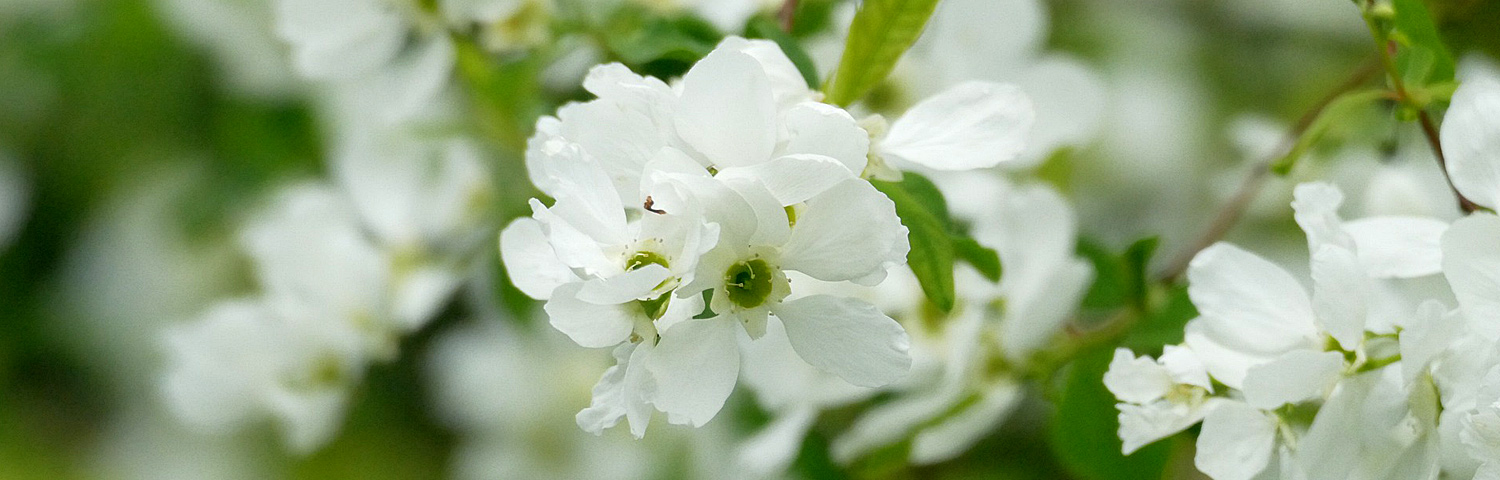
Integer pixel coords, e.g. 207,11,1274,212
1122,237,1159,310
824,0,942,106
1121,286,1197,353
872,175,955,311
1077,239,1128,310
1270,88,1388,175
1050,348,1173,480
953,235,1002,282
1390,0,1456,88
745,17,821,89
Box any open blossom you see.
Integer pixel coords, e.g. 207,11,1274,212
1106,181,1458,479
502,36,918,437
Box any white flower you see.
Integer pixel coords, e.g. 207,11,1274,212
1441,68,1500,210
1105,346,1222,454
506,37,922,438
161,299,365,453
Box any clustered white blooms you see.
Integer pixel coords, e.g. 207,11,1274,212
161,126,493,451
1105,70,1500,479
500,35,1040,438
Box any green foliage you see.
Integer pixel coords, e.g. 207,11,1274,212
872,173,1004,312
953,235,1002,282
824,0,942,106
1121,286,1198,354
1049,347,1173,480
1078,237,1159,312
1389,0,1456,90
1270,89,1388,175
601,7,724,80
873,174,956,312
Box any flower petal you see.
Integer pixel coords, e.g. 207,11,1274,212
772,295,911,387
1103,348,1174,404
716,154,854,206
673,46,776,169
781,179,907,282
1195,401,1277,480
1310,245,1370,350
649,318,742,427
1442,214,1500,340
1292,182,1355,253
1441,76,1500,209
881,81,1034,171
498,218,578,300
1186,243,1317,355
543,283,636,348
1343,216,1448,278
1241,349,1344,410
781,102,870,174
576,264,671,305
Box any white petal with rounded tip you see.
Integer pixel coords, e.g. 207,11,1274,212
781,179,906,282
543,283,635,348
781,102,870,173
649,318,741,427
881,81,1034,171
1343,216,1447,278
673,47,776,169
1442,215,1500,340
543,150,628,245
576,264,671,305
773,295,911,387
1242,350,1343,410
1187,243,1317,355
719,37,814,106
499,218,578,300
1441,77,1500,209
1195,401,1277,480
1310,245,1369,350
1103,348,1173,404
716,154,854,206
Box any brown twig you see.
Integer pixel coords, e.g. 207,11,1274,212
1154,58,1383,282
778,0,800,33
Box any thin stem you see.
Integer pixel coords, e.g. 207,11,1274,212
1155,59,1383,282
778,0,800,33
1361,3,1478,213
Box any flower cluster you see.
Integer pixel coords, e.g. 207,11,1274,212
1106,71,1500,479
501,36,1039,437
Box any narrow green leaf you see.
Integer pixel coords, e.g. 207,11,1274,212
1050,348,1173,480
745,17,821,89
1121,286,1197,353
953,235,1002,282
1391,0,1456,88
824,0,942,106
1271,88,1388,175
872,177,955,311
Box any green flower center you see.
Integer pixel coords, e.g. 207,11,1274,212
627,251,672,320
724,258,775,309
626,251,669,271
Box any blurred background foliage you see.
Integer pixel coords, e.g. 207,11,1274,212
2,0,1499,478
